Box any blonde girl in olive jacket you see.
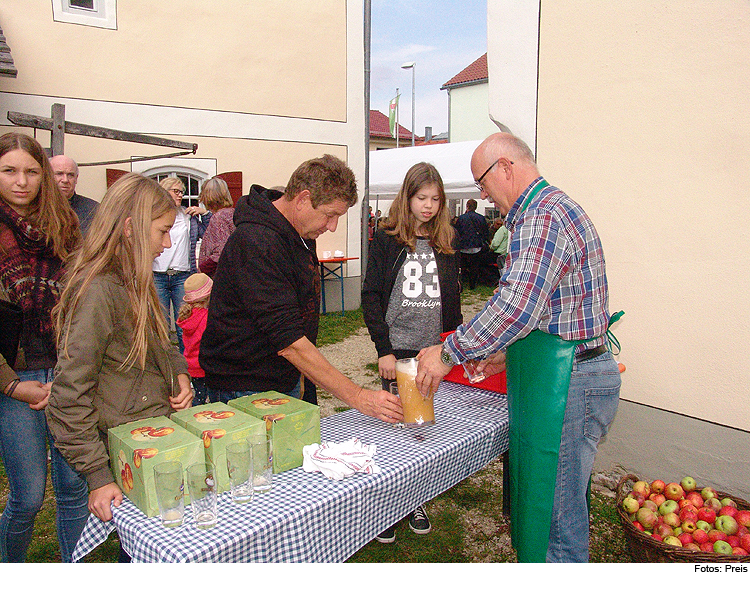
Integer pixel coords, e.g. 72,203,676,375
47,173,193,524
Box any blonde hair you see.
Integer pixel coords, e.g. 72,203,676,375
0,132,80,259
55,173,176,370
382,162,455,254
199,177,233,211
177,295,209,323
159,176,185,193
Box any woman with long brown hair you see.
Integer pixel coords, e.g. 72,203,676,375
361,161,462,543
47,173,192,534
0,132,88,562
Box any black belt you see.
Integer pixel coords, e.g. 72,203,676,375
155,269,188,276
575,343,607,362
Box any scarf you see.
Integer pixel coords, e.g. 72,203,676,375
0,199,64,368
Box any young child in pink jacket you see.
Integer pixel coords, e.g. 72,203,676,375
177,272,213,405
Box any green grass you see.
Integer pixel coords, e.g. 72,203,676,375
0,285,633,563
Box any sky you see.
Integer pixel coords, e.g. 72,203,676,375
370,0,488,137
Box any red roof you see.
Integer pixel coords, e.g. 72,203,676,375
369,109,418,141
441,53,488,89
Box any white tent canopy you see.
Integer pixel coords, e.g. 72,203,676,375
368,140,483,200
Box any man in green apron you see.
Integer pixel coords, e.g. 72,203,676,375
416,133,621,562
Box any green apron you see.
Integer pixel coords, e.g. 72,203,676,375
504,180,586,562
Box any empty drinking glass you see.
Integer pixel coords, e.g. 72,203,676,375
187,462,218,529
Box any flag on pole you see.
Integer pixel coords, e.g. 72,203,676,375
388,93,400,138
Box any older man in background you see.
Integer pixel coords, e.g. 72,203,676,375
49,155,98,236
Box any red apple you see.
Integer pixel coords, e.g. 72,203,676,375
651,480,666,494
708,529,728,543
713,540,732,555
697,508,717,525
739,534,750,552
715,515,739,536
655,523,674,538
732,547,749,556
681,519,697,534
664,483,684,501
738,525,749,536
680,506,699,521
632,480,651,497
685,491,704,509
684,542,701,552
637,507,658,529
680,476,697,493
632,521,645,532
704,497,722,513
718,505,738,519
735,510,750,528
726,535,740,548
678,532,693,546
643,499,658,513
700,542,715,553
701,486,717,501
652,533,663,542
649,493,666,507
692,528,709,544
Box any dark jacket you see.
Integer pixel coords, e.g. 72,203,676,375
199,185,319,393
454,210,489,251
362,228,462,358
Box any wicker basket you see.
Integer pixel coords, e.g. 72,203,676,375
616,473,750,563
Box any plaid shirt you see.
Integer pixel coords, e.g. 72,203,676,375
445,177,610,362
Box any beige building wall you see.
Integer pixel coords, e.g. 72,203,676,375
0,0,365,285
489,1,750,497
447,83,499,143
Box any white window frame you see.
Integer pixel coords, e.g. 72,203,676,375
51,0,117,30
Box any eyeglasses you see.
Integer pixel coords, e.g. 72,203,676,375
170,188,184,196
474,159,512,191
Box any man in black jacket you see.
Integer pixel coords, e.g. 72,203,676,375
200,155,402,424
454,199,489,289
49,155,98,236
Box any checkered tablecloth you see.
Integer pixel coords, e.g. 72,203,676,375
72,381,508,562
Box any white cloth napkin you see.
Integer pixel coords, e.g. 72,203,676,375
302,437,381,480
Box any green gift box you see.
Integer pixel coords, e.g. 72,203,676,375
108,416,203,517
228,392,320,473
170,402,266,492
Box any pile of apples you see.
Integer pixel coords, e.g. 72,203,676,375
621,476,750,556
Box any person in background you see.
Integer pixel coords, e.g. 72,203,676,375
416,132,620,563
152,177,211,353
362,161,462,543
177,272,213,405
489,214,509,272
47,173,192,557
0,132,89,563
49,155,99,237
197,177,235,278
453,198,489,290
199,155,402,424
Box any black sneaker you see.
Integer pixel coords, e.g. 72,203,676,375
375,524,396,543
409,505,431,534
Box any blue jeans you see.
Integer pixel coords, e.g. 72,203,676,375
0,368,89,563
209,380,302,405
153,270,190,354
546,352,620,562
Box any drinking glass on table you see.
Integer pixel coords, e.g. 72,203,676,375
153,461,184,528
226,441,254,503
395,357,435,427
248,432,273,492
187,462,218,529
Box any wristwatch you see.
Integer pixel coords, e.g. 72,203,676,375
440,342,455,367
